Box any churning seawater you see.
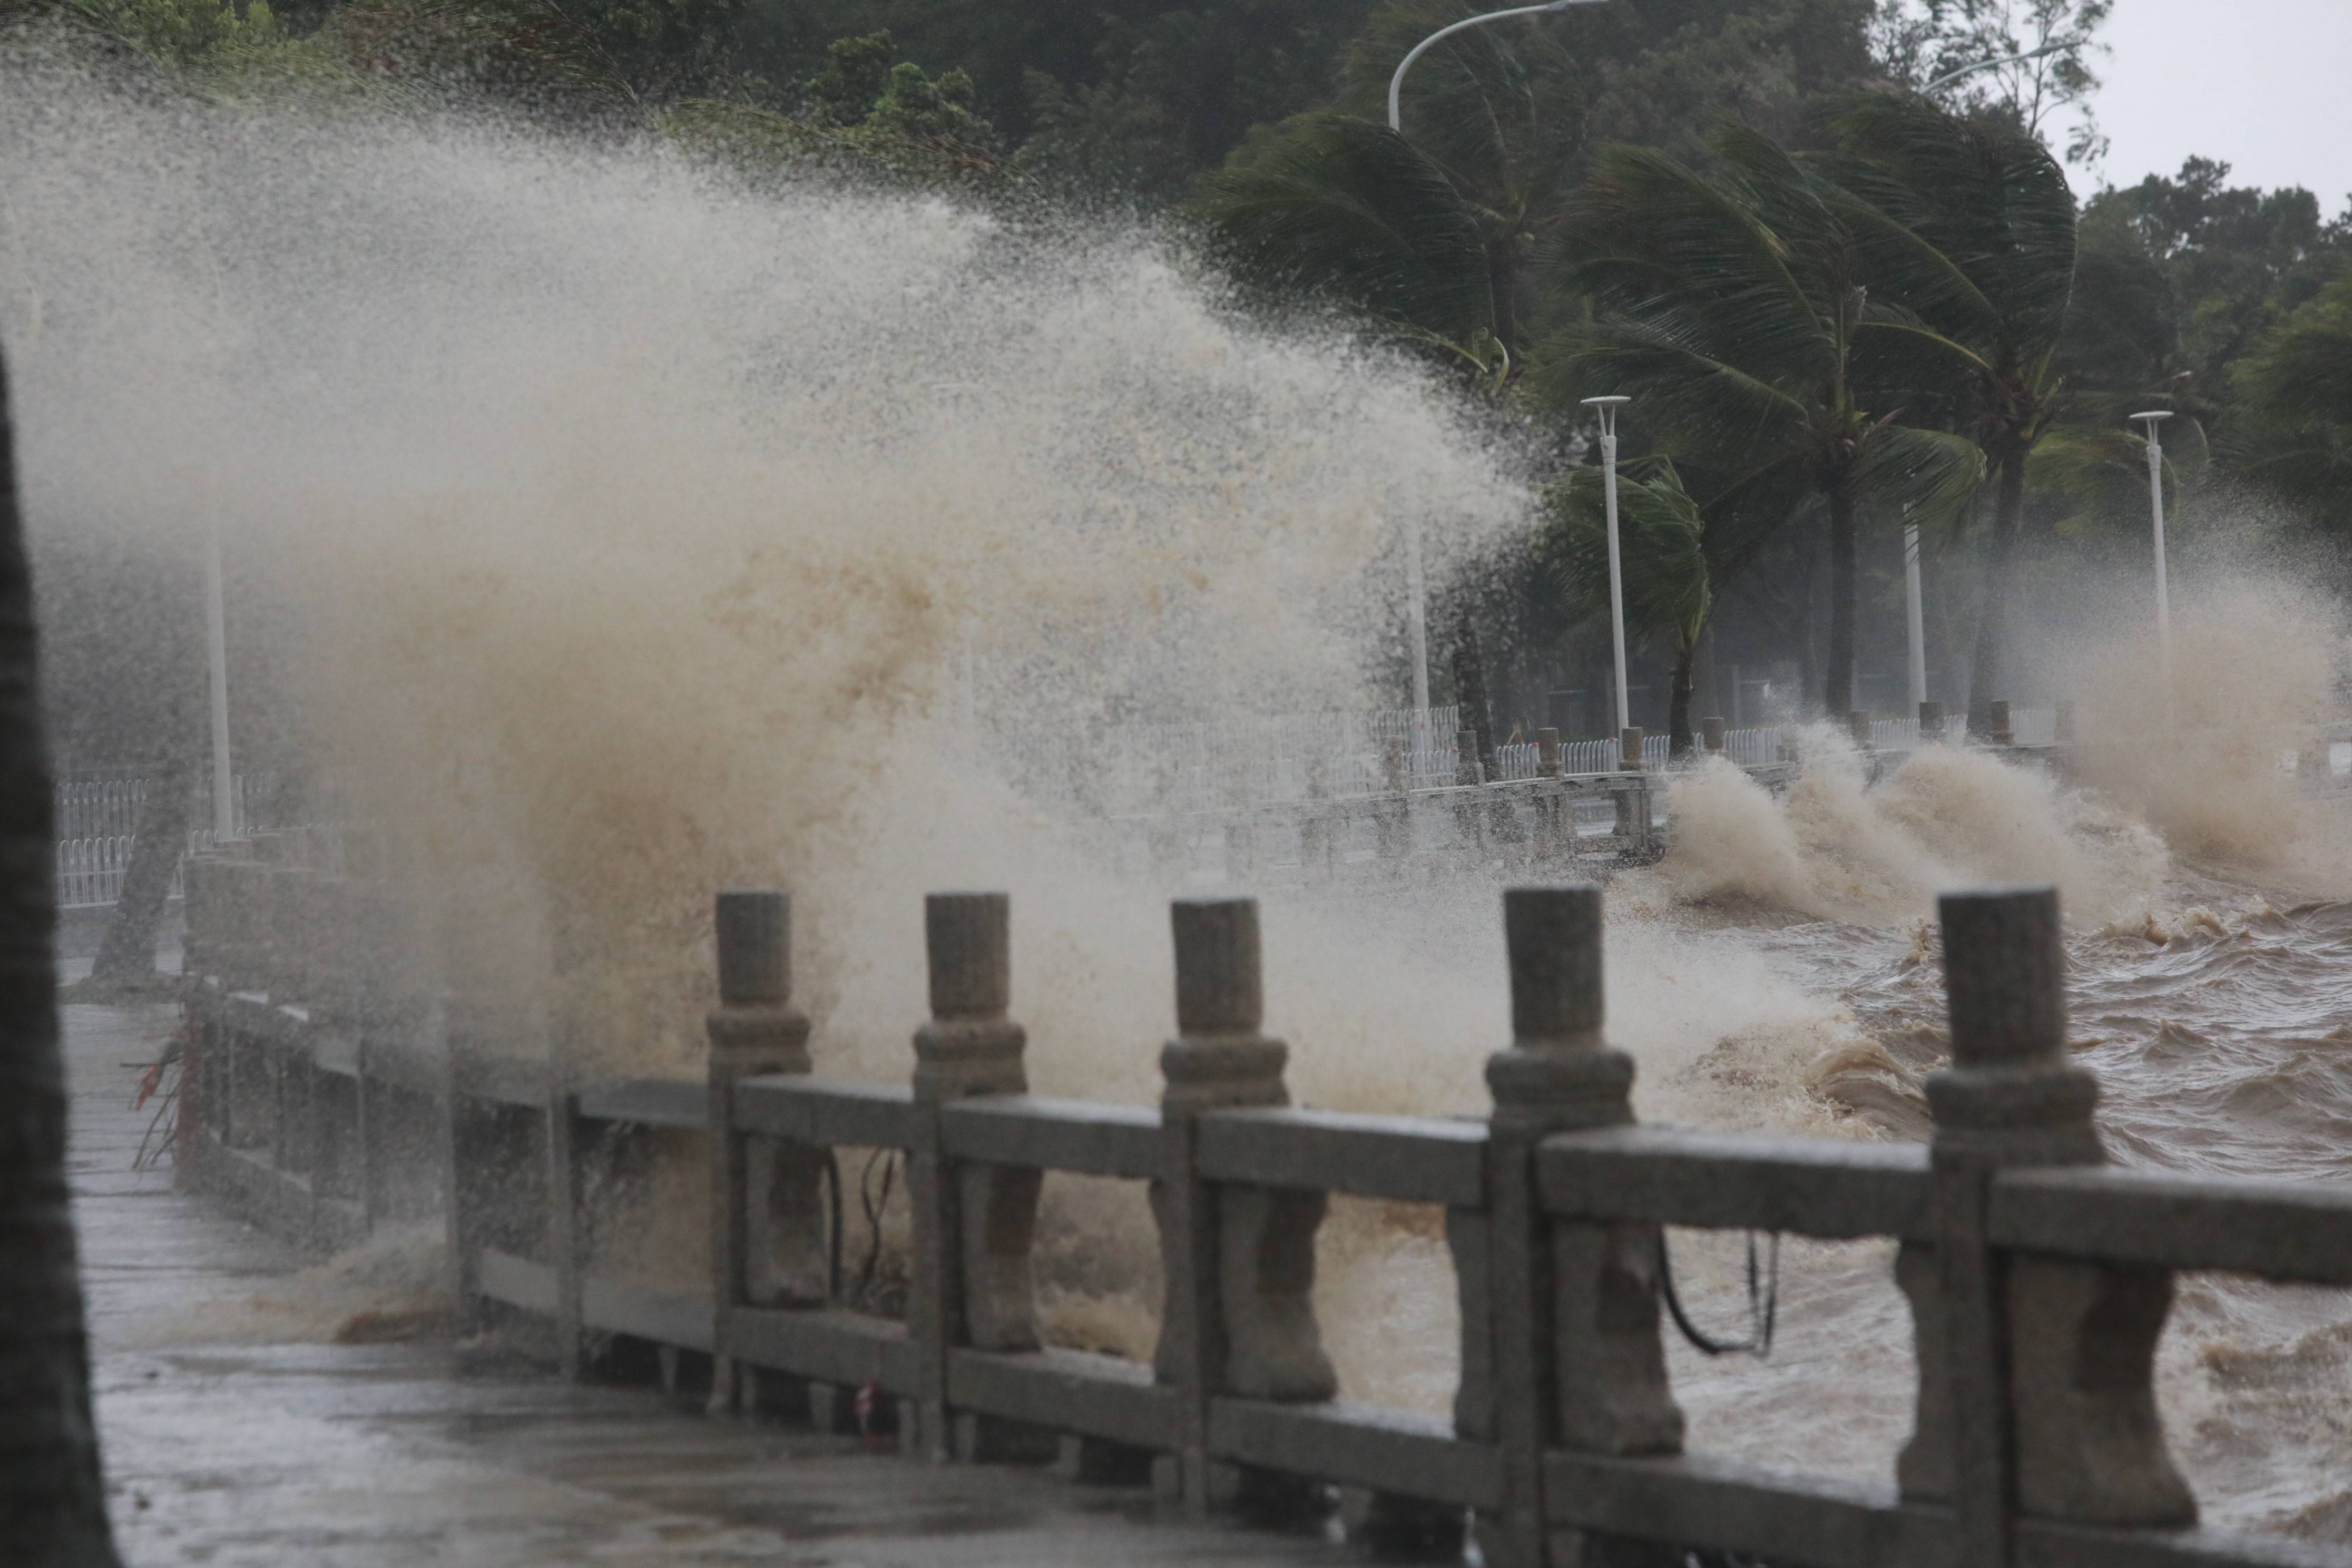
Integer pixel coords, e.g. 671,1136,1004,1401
6,54,2349,1546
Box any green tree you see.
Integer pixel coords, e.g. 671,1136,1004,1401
2219,271,2352,534
1538,127,1983,717
0,345,122,1565
1542,457,1713,754
2071,158,2352,413
1819,91,2078,733
1871,0,2110,164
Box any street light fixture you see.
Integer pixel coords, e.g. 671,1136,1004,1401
1581,396,1633,754
1386,0,1604,751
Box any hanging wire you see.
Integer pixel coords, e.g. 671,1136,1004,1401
1658,1229,1780,1358
856,1148,900,1307
824,1146,845,1302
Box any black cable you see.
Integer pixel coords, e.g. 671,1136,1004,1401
1658,1229,1780,1358
856,1148,898,1307
824,1146,844,1303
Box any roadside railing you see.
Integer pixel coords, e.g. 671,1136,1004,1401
176,837,2352,1568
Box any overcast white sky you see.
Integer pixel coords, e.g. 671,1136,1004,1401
2082,0,2352,205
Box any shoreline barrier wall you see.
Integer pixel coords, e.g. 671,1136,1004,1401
175,838,2352,1568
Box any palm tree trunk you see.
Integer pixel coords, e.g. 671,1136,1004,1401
1966,445,2027,737
0,350,123,1562
1825,480,1857,716
1668,636,1696,758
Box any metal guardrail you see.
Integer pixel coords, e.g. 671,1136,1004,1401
175,845,2352,1568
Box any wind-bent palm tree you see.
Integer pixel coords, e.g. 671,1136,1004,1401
1817,92,2081,736
1190,0,1584,381
0,348,123,1562
1538,125,1983,717
1542,457,1713,756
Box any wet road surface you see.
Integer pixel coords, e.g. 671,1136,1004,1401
66,998,1351,1566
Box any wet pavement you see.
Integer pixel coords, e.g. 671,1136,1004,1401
65,993,1352,1566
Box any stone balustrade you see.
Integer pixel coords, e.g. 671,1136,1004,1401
176,844,2352,1568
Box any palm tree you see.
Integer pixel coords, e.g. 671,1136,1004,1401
1538,125,1984,717
1189,0,1584,381
1816,92,2081,735
1542,457,1713,756
0,347,123,1561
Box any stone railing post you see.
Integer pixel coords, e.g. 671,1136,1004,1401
1153,899,1335,1515
1617,726,1644,773
1850,710,1875,751
1898,887,2193,1568
1701,717,1726,756
1920,700,1945,741
1474,887,1682,1568
1990,699,2014,748
704,891,816,1416
2055,699,2077,745
1532,728,1567,856
908,892,1042,1463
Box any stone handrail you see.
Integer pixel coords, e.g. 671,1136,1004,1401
175,843,2352,1568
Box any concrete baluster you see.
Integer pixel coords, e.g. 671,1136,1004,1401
1474,887,1682,1568
906,893,1045,1462
1152,899,1334,1514
1533,728,1566,855
1897,887,2193,1568
704,891,818,1416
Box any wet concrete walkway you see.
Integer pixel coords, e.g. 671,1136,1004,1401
66,997,1350,1566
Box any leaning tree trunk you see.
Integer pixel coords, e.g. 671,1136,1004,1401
88,698,197,984
0,350,123,1562
1824,479,1858,718
1966,444,2027,738
1449,604,1499,783
1667,636,1697,759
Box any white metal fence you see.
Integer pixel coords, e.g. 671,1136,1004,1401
53,772,264,909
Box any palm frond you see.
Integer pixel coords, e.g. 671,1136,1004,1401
1851,423,1985,533
1550,142,1835,389
1191,112,1494,347
1542,457,1710,647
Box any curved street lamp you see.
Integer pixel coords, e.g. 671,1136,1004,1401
1922,40,2069,95
1386,0,1605,751
1387,0,1608,133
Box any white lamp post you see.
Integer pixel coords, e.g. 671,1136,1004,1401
1387,0,1604,746
202,532,236,842
1581,396,1633,750
1904,522,1928,714
2133,410,2175,655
